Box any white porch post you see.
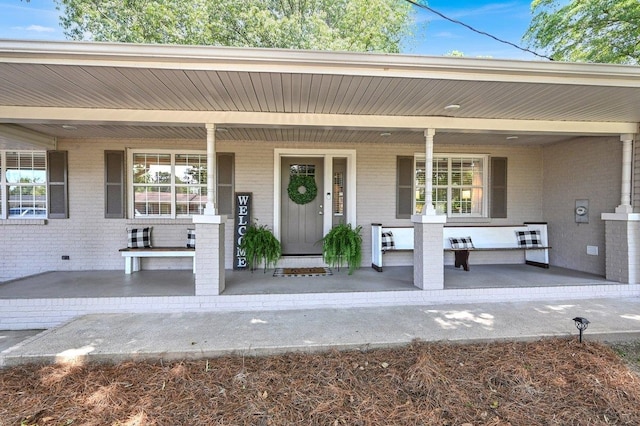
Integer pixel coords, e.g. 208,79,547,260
193,123,226,295
616,133,634,214
423,128,437,216
412,128,446,290
204,123,217,215
602,133,639,284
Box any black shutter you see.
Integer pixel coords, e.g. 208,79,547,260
217,153,234,216
105,150,125,218
490,157,507,218
47,150,68,219
397,156,413,219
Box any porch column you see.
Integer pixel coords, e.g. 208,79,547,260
423,128,436,216
204,123,217,215
615,134,634,214
412,128,447,290
193,215,226,295
192,123,226,295
602,134,639,284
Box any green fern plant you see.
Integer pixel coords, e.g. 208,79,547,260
322,223,362,275
240,222,281,273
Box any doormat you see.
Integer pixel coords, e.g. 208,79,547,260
273,267,333,277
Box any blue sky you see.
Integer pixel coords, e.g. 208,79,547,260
0,0,542,60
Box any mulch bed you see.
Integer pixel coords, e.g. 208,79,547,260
2,338,640,425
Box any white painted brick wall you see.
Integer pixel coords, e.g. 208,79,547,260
543,136,620,275
0,137,564,281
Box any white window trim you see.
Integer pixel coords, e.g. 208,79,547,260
414,153,489,218
0,150,48,220
128,149,207,219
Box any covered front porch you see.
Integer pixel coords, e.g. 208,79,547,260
1,41,640,329
2,264,635,330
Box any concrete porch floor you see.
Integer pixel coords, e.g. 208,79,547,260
0,264,617,299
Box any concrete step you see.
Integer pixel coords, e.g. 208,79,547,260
277,255,326,268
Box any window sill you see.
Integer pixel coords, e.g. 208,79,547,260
445,217,491,224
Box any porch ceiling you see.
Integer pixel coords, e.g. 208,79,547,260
0,40,638,145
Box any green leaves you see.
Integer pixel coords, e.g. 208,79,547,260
322,223,362,275
239,223,281,273
55,0,415,53
524,0,640,64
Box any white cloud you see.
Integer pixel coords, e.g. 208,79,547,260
10,25,56,33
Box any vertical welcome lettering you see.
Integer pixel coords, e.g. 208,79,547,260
233,193,252,269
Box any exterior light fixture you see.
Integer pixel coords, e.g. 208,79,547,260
444,104,461,111
506,136,519,140
216,127,228,132
380,132,392,137
61,125,77,130
572,317,590,343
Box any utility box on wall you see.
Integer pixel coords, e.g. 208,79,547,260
575,199,589,223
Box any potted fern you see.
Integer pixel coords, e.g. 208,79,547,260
240,222,281,273
322,223,363,275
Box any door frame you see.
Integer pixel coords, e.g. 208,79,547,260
273,148,357,242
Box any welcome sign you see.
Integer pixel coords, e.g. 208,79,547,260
233,192,252,269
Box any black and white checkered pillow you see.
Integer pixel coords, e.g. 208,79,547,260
515,230,542,248
187,229,196,248
449,237,474,249
127,227,152,248
381,231,395,251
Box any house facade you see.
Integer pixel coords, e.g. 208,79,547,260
0,40,639,329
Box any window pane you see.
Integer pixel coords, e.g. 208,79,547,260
290,164,315,176
8,185,46,217
450,187,484,215
176,154,207,184
433,159,448,186
434,188,447,215
415,160,425,187
133,153,171,184
413,155,486,217
333,171,344,215
134,186,171,216
6,152,46,184
176,185,206,215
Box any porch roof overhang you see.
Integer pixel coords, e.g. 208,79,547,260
0,39,638,148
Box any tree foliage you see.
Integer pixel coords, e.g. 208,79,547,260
524,0,640,64
53,0,415,53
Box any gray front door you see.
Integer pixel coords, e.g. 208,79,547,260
281,157,324,254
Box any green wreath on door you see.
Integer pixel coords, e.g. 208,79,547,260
287,175,318,205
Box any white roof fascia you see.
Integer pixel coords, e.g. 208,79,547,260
0,39,639,88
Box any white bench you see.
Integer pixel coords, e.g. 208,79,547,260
119,247,195,274
371,222,550,272
371,224,414,272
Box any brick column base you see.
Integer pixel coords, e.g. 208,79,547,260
412,214,447,290
193,215,226,295
602,213,640,284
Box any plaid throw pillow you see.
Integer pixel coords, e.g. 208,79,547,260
449,237,474,249
187,229,196,249
516,230,542,248
381,231,395,251
127,227,152,248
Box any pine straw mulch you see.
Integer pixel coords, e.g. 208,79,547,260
2,338,640,426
